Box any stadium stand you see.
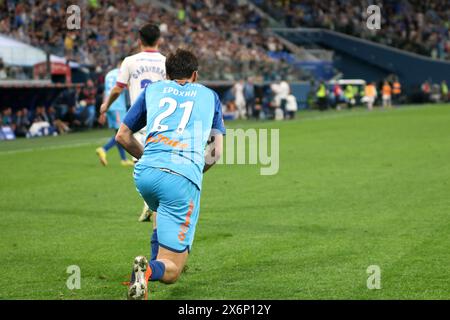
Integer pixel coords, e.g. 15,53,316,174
0,0,303,81
252,0,450,61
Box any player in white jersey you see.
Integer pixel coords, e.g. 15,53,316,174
99,23,166,223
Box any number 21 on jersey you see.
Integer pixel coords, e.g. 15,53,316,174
150,97,194,134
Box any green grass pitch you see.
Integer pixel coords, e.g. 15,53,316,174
0,104,449,300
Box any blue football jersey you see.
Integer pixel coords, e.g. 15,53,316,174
123,80,226,190
104,68,127,112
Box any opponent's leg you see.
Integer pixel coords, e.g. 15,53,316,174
151,210,157,224
134,129,154,222
139,202,153,222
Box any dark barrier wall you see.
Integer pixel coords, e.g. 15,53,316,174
275,28,450,92
0,85,74,110
289,83,310,109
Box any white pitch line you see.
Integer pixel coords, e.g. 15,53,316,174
0,138,108,155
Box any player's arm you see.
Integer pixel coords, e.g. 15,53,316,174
115,89,147,159
204,92,226,173
100,85,125,114
116,123,143,159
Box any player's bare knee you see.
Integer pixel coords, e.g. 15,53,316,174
162,268,182,284
163,276,178,284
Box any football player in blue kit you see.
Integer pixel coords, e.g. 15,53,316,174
116,49,226,300
96,60,134,167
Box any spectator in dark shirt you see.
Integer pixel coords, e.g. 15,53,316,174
22,107,30,123
48,106,70,134
78,79,97,128
1,107,13,127
13,108,31,137
62,106,82,130
244,78,256,119
33,106,50,123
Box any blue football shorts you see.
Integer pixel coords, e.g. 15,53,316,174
134,163,201,253
106,109,126,130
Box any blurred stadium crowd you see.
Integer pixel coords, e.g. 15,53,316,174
0,0,299,81
254,0,450,60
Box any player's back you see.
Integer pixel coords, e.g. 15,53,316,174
139,80,223,190
117,51,166,104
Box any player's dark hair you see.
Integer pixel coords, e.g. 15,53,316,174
166,49,199,80
138,23,160,47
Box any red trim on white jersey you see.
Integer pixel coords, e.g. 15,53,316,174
116,81,127,88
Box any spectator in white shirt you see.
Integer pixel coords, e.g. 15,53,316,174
285,94,298,119
233,80,247,119
271,79,290,118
